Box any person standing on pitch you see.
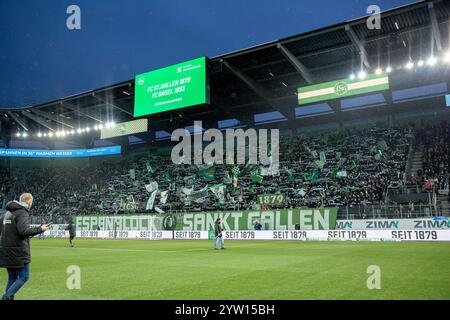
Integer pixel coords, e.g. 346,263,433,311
65,219,76,247
214,218,225,250
0,193,49,300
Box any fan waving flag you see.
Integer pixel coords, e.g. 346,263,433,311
251,171,263,184
232,166,240,189
285,168,296,183
197,163,216,181
145,160,154,174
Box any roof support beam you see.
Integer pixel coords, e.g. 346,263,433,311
8,112,29,132
61,101,104,123
427,2,443,53
20,111,55,131
31,109,74,129
277,43,315,84
222,59,294,120
345,24,370,69
222,59,274,103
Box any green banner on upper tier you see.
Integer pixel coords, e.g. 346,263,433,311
178,208,338,231
297,73,389,105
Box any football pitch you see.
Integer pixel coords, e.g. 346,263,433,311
1,238,449,300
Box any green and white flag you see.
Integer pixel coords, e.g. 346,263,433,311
374,150,384,161
298,72,389,105
191,186,209,204
260,162,279,177
320,151,326,164
144,182,159,211
285,168,296,183
303,171,319,183
250,168,263,184
210,184,225,204
145,192,157,210
314,159,325,169
294,188,306,197
163,171,172,182
351,160,359,171
232,166,240,189
145,161,154,174
129,169,136,180
305,146,318,158
336,170,348,178
197,163,216,181
145,181,158,193
181,186,194,195
108,185,115,196
184,175,197,186
245,162,258,174
160,190,169,204
313,151,326,169
251,172,263,184
224,171,232,185
377,140,388,151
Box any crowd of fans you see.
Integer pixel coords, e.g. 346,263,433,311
0,122,447,218
415,122,450,191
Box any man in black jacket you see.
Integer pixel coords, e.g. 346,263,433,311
65,219,76,247
214,218,225,250
0,193,49,300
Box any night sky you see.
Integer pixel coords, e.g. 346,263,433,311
0,0,415,108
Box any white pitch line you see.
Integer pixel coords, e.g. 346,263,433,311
36,242,269,254
36,246,177,253
183,242,270,252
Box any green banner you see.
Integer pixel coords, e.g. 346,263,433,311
298,73,389,105
178,208,338,231
74,208,338,231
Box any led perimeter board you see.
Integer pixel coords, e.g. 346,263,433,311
134,57,208,117
0,146,121,158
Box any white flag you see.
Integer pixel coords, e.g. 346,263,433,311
160,191,169,204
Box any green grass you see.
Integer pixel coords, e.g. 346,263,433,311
1,238,449,300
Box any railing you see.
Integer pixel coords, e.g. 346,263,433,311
404,133,416,180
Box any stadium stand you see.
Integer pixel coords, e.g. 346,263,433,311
0,0,446,227
1,121,448,222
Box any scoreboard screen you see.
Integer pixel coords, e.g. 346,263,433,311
134,57,208,117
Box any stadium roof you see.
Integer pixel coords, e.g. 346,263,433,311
1,0,449,148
